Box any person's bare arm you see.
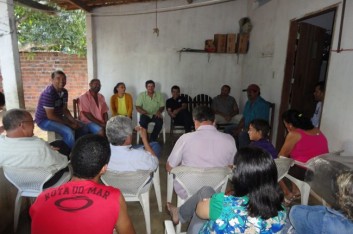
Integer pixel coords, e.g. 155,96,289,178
278,131,301,157
115,194,136,234
165,161,173,172
172,103,187,115
156,106,165,118
103,112,108,123
136,106,148,115
231,101,239,117
196,199,210,219
44,108,78,129
81,111,105,127
137,126,157,157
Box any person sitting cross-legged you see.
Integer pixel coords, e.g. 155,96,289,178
167,147,286,234
135,80,165,142
105,116,160,172
30,134,136,234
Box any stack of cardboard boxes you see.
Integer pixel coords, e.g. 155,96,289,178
205,33,249,53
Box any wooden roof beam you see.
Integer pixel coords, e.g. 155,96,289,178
15,0,57,13
66,0,92,12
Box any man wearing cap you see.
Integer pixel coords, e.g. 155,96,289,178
225,84,269,148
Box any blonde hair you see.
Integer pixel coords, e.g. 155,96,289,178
337,171,353,220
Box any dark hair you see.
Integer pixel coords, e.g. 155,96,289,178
0,92,5,107
70,134,111,179
282,109,314,130
89,78,100,85
145,80,155,87
113,82,125,94
171,85,180,92
315,81,325,92
222,85,231,91
250,119,270,139
192,106,215,122
2,108,28,131
51,70,66,79
232,147,284,219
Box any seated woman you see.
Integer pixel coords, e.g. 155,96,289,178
279,109,329,204
110,82,133,118
248,119,277,159
285,171,353,233
167,147,286,234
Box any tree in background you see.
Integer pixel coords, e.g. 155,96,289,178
15,5,86,56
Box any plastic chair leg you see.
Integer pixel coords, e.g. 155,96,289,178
14,192,23,232
153,168,162,212
167,173,173,203
139,192,151,234
176,198,186,234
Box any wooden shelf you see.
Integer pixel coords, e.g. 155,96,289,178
177,48,239,62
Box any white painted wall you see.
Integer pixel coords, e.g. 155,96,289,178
88,0,247,128
244,0,353,153
89,0,353,154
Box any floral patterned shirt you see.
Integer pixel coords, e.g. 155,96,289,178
199,193,286,234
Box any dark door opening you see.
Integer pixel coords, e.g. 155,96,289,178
276,9,336,149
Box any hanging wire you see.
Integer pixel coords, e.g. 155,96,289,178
153,0,159,36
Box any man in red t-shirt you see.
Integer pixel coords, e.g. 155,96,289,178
30,134,135,234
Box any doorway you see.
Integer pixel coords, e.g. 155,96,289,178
276,9,336,149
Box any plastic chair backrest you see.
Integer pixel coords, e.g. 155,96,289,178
101,170,153,196
3,166,55,193
170,166,231,198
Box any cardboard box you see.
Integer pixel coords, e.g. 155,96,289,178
226,33,236,53
237,33,250,54
214,34,227,53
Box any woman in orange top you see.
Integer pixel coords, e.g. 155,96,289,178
110,82,133,119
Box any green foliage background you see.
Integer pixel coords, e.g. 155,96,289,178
15,5,86,56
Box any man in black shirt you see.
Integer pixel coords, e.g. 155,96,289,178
166,86,193,133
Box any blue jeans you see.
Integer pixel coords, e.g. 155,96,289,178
289,205,353,234
86,122,103,134
132,141,162,159
37,119,88,149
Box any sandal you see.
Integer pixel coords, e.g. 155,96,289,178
166,202,180,225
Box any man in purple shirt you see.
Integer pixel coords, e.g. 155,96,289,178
35,70,87,149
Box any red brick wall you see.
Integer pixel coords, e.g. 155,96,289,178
0,52,88,110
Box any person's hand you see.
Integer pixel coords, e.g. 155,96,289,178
69,121,80,129
155,112,162,118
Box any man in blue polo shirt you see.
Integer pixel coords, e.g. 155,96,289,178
225,84,269,149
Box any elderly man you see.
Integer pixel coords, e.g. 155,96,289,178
78,79,109,136
226,84,270,148
0,109,68,187
136,80,165,142
212,85,241,125
30,134,136,234
166,106,236,199
106,116,159,171
166,85,193,133
35,70,88,149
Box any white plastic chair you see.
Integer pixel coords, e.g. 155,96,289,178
164,220,177,234
153,167,162,212
136,112,166,144
3,165,71,232
274,157,294,181
101,169,154,234
167,166,232,233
